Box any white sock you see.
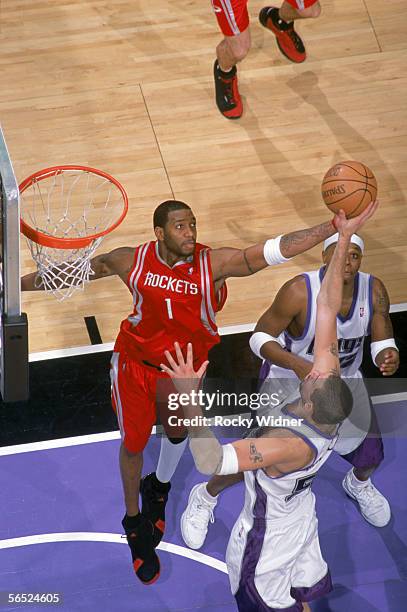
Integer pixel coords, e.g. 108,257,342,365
156,436,188,483
202,484,218,503
350,469,370,488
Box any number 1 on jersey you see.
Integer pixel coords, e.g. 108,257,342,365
165,298,173,320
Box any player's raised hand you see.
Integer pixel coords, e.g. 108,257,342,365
160,342,209,393
333,199,379,236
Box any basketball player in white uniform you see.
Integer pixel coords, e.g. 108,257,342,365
181,232,399,551
161,205,377,611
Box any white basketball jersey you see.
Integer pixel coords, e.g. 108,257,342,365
242,410,338,522
260,269,374,455
268,268,374,379
226,407,335,606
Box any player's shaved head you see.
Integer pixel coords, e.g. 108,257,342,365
153,200,192,229
310,376,353,425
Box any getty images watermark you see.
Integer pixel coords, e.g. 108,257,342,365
166,389,304,429
156,376,407,437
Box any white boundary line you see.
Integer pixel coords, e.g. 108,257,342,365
29,342,115,362
0,392,405,457
28,323,256,362
218,322,255,336
0,431,120,456
0,532,228,573
0,429,155,457
28,304,407,362
390,303,407,313
371,392,407,405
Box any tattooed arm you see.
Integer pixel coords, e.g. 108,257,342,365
230,429,315,474
371,278,399,375
209,220,336,281
161,343,313,475
279,221,335,259
372,279,393,338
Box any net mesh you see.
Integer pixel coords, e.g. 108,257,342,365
20,167,127,300
29,237,103,300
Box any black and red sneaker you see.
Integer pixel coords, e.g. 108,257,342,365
122,513,160,585
259,7,306,63
213,60,243,120
140,473,171,548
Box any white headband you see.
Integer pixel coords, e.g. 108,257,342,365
323,233,364,253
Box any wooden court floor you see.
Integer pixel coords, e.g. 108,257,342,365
1,0,406,353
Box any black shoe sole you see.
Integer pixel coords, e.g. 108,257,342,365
134,554,161,585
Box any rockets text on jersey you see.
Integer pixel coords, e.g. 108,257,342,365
114,241,227,368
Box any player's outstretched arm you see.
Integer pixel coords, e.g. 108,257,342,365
312,233,348,375
370,278,399,376
21,246,134,291
160,343,311,474
250,276,313,380
313,201,379,374
21,271,46,291
210,218,338,281
87,247,135,281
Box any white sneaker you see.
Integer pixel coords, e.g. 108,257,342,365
342,469,391,527
181,483,217,550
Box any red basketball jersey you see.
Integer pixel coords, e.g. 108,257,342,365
114,241,227,368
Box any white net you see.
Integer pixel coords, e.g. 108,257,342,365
29,236,103,300
20,167,127,301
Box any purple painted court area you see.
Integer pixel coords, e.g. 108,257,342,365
0,402,406,612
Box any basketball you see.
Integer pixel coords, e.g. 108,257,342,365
321,161,377,218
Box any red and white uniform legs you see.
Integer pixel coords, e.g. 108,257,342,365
211,0,249,36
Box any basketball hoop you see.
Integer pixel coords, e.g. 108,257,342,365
19,165,128,300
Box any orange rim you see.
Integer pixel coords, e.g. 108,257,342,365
19,165,128,249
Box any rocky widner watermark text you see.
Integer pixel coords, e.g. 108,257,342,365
166,389,304,429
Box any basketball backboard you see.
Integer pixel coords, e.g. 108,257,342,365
0,125,29,401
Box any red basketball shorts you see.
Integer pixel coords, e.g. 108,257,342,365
212,0,319,37
211,0,249,36
110,352,187,453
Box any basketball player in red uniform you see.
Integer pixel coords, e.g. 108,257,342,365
22,199,341,585
213,0,322,118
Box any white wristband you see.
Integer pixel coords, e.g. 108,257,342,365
263,236,290,266
250,331,282,359
371,338,398,365
217,443,239,475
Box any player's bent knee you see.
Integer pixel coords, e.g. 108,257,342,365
312,2,322,18
299,2,321,19
232,44,250,63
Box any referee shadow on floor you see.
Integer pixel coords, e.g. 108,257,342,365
376,516,407,581
384,579,407,610
286,70,406,209
226,70,400,260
